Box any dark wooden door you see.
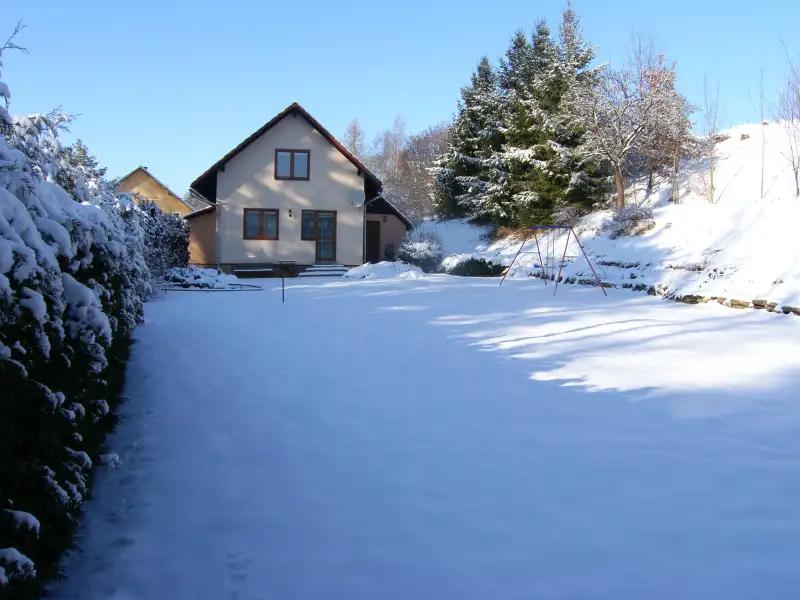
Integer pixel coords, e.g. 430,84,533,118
366,221,381,263
315,212,337,262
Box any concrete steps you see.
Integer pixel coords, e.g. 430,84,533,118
298,264,349,278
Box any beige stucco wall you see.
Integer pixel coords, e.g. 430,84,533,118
216,115,366,266
366,214,408,260
187,210,217,266
120,169,191,216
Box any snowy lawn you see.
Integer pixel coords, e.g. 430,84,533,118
54,276,800,600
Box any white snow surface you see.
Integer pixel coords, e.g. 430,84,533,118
53,276,800,600
418,217,493,255
0,547,35,578
4,510,40,536
436,123,800,306
343,261,424,280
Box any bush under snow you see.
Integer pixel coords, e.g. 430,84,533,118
343,262,424,280
395,228,444,273
162,266,238,289
0,43,154,596
606,204,656,239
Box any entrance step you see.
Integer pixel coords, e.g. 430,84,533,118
299,264,349,278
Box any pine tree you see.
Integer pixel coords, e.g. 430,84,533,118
499,11,602,226
499,20,562,225
434,57,510,221
56,138,107,201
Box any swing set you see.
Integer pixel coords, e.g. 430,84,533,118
498,225,607,296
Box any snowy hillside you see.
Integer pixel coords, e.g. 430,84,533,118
426,122,800,309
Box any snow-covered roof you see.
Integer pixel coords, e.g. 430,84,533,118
190,102,382,203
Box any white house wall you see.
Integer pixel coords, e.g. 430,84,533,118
217,114,366,266
366,214,408,260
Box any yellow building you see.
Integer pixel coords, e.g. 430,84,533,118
117,166,193,216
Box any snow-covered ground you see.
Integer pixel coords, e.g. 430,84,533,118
53,275,800,600
426,122,800,308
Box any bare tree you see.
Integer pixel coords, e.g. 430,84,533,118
363,118,451,220
365,115,406,198
702,75,722,203
343,118,366,159
776,45,800,197
398,123,451,219
568,60,684,210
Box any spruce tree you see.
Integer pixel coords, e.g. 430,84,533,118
499,20,563,225
434,57,510,221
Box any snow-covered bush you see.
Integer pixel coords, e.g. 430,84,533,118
162,266,237,289
444,257,506,277
343,262,424,280
137,200,190,275
395,228,443,273
607,204,656,239
0,38,150,597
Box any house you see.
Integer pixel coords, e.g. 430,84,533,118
188,102,412,274
118,166,195,216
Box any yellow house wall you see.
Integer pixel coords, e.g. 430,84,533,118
119,169,191,216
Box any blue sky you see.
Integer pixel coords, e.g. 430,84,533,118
3,0,798,196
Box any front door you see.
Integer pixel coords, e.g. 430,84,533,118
366,220,381,263
315,212,336,262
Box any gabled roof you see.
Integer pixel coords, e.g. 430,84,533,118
367,195,414,230
118,166,192,210
184,204,215,219
190,102,381,203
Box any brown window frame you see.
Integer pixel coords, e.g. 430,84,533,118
243,208,280,240
274,149,310,181
301,210,337,262
301,210,337,241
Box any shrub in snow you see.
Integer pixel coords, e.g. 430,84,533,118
163,265,237,289
395,229,443,273
606,204,656,239
137,200,190,276
444,258,506,277
0,38,150,596
343,262,424,280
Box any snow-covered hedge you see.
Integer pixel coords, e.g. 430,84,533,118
395,229,444,273
138,200,190,275
0,53,151,597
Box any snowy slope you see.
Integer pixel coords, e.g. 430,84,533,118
439,122,800,308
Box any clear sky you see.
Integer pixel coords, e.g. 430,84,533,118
3,0,799,196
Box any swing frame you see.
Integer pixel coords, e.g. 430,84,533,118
498,225,607,297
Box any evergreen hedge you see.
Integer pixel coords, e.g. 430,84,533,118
0,50,187,598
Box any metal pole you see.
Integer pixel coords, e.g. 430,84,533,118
282,269,285,303
570,226,608,297
553,228,571,296
532,230,548,286
499,230,531,288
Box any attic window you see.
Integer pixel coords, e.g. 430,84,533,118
275,149,310,180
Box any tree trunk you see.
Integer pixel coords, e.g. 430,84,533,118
671,141,680,203
710,158,715,204
614,166,625,210
646,170,654,194
709,141,716,203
